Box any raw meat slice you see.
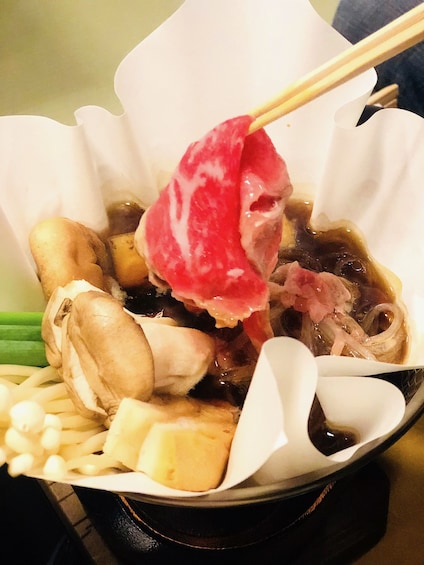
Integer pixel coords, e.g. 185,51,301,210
136,115,292,329
272,261,352,323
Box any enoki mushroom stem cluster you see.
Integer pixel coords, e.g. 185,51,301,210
0,364,123,479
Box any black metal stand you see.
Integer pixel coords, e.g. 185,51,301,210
74,462,390,565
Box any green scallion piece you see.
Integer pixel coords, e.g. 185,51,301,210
0,312,47,366
0,325,42,341
0,312,44,326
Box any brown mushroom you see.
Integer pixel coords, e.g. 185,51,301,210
41,280,102,370
61,290,154,424
29,217,111,300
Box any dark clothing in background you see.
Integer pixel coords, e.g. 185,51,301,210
333,0,424,117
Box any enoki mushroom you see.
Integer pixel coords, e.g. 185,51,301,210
0,364,124,480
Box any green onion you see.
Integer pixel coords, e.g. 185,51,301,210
0,325,42,341
0,312,47,367
0,312,44,326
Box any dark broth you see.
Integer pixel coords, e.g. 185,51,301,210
107,199,408,456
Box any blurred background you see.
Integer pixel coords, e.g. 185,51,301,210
0,0,338,123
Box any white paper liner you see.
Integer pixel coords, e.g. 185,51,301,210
0,0,422,497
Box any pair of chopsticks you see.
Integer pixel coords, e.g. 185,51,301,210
248,2,424,133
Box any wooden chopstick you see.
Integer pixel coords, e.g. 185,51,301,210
248,3,424,133
367,84,399,108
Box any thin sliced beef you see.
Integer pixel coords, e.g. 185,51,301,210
136,115,292,329
271,261,352,323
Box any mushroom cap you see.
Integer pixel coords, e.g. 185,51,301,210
29,217,111,300
62,290,155,422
